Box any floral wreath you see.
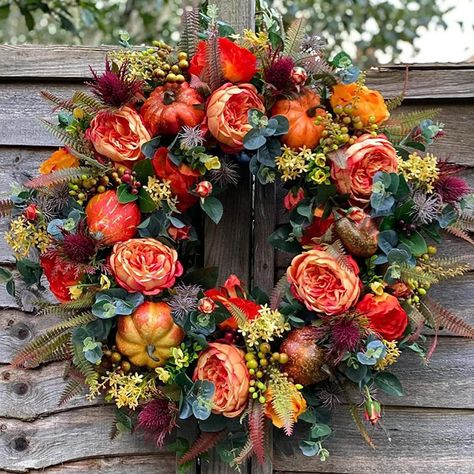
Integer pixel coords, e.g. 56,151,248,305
3,5,474,469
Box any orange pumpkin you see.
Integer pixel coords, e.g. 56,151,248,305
141,82,205,136
85,190,141,246
271,89,326,150
116,301,184,369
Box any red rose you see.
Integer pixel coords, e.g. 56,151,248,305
190,38,257,83
195,181,213,198
168,225,191,241
40,254,82,303
24,204,39,221
356,293,408,341
152,147,200,212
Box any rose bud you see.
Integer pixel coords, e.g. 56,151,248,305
364,398,382,425
283,187,305,211
24,204,39,221
197,296,217,314
195,181,213,198
168,225,191,241
290,66,308,87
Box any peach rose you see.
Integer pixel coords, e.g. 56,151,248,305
109,238,183,295
264,387,307,430
193,342,250,418
206,83,265,152
330,83,389,126
287,245,361,316
331,134,398,205
88,106,151,164
39,148,79,174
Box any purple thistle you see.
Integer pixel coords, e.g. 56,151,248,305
264,56,295,91
138,399,178,448
88,60,143,107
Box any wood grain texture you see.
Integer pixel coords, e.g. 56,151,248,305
273,406,474,474
20,454,177,473
0,406,165,473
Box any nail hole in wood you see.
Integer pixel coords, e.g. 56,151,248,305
13,436,28,452
14,156,21,163
12,382,29,396
2,371,11,381
11,323,30,340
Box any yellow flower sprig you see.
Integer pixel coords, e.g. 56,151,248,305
5,216,50,258
398,152,439,193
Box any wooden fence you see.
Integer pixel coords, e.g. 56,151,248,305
0,43,473,474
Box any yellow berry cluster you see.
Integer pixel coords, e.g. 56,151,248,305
102,346,132,374
405,246,437,306
152,49,189,84
245,343,289,404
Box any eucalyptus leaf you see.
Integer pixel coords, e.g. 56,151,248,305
374,372,404,396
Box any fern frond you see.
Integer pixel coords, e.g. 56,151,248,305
445,225,474,245
283,18,306,57
204,28,223,91
269,371,296,436
36,295,95,317
248,400,265,465
349,405,375,449
24,167,93,189
40,90,75,112
13,332,72,368
71,340,99,385
59,378,85,406
12,312,95,368
227,301,252,329
178,430,226,465
179,5,201,57
399,263,439,286
44,337,73,364
232,436,254,466
423,297,474,339
326,240,356,275
41,120,91,155
384,108,441,143
407,305,425,342
72,91,105,113
420,256,472,282
270,274,289,310
451,212,474,232
0,198,14,218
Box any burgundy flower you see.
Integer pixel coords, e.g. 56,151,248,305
436,175,470,203
138,399,178,448
264,56,295,91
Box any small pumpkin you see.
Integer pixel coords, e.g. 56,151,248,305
271,89,326,149
141,82,205,136
116,301,184,369
85,190,141,245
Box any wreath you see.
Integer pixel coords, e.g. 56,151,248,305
2,6,474,468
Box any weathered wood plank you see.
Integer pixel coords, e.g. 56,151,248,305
0,45,108,79
273,406,474,473
26,454,176,474
0,406,166,473
0,362,102,419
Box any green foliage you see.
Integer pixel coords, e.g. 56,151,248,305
384,108,441,144
40,120,91,156
283,18,306,57
24,166,93,190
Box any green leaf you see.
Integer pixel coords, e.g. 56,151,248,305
268,225,302,253
399,231,427,257
310,423,332,439
116,184,138,203
200,197,223,224
243,128,266,150
141,136,161,159
137,188,156,213
6,279,15,297
17,259,42,286
0,4,10,20
374,372,404,396
0,267,12,284
269,31,283,50
133,159,154,184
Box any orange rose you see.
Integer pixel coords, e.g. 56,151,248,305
88,106,151,164
206,83,265,152
264,387,307,430
287,246,361,316
331,134,398,205
190,38,257,83
193,342,250,418
330,83,389,126
356,293,408,341
109,238,183,295
39,148,79,174
152,147,200,212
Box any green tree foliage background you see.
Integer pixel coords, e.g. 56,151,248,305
0,0,462,65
